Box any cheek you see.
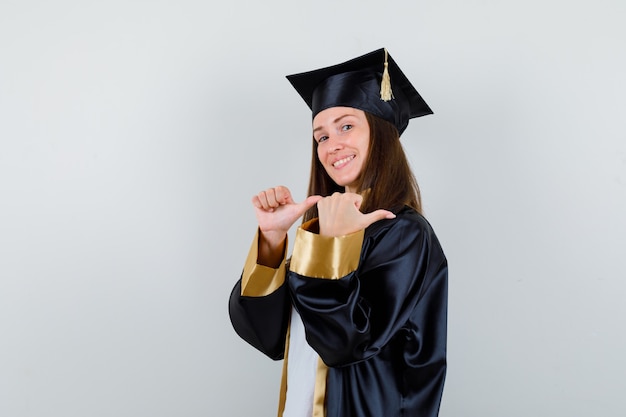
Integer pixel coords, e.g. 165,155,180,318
362,134,371,158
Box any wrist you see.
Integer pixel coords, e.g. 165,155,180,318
258,230,287,268
260,230,287,248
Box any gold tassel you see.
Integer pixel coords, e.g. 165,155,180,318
380,48,393,101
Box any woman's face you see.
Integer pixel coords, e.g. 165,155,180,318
312,107,370,193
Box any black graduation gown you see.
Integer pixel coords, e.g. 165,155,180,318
229,206,448,417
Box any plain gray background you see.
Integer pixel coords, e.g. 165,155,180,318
1,0,625,416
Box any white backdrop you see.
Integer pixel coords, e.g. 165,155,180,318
1,1,625,416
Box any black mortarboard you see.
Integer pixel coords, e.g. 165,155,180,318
286,48,432,135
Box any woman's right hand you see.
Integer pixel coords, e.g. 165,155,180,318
252,186,321,266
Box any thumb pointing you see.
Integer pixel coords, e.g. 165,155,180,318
297,195,323,216
362,209,396,228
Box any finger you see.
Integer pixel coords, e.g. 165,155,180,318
301,195,323,210
256,191,273,210
361,209,396,228
265,188,280,208
353,193,364,210
251,195,262,209
290,195,322,218
275,186,295,205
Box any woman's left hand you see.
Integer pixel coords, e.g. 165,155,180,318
317,192,396,237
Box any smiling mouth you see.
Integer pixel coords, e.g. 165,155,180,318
333,155,355,168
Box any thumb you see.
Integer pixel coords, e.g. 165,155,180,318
361,209,396,228
296,195,323,216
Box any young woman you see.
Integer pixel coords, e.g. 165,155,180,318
229,48,448,417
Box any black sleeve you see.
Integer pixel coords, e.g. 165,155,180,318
289,213,447,367
228,278,291,360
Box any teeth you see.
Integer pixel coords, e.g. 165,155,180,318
333,155,354,167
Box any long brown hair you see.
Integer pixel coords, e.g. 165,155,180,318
303,111,422,223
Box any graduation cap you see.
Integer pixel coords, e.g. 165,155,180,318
286,48,432,135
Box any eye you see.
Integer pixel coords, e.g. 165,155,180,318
316,135,329,143
341,124,353,132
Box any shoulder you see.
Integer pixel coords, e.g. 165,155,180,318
364,206,445,257
365,206,436,239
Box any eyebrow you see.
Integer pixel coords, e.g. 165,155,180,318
313,114,355,134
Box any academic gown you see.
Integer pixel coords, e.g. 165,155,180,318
229,206,448,417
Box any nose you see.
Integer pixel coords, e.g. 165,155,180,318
326,135,343,154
